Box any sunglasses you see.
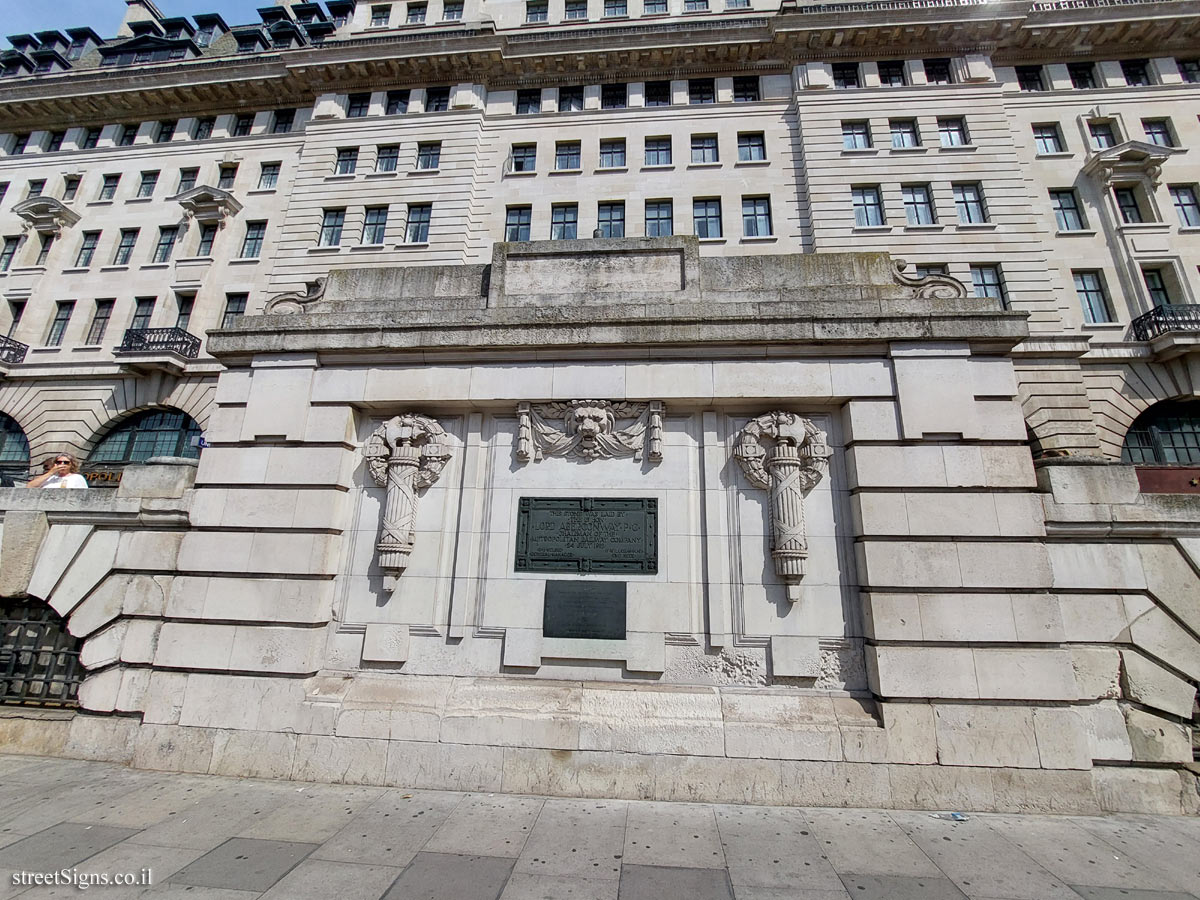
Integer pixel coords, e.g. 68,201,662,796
54,459,71,464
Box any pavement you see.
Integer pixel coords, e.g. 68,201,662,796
0,755,1197,900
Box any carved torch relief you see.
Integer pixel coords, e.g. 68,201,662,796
733,412,831,603
363,413,452,589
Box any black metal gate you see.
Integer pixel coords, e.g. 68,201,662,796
0,599,84,706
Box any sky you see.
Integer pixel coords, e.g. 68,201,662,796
2,0,258,47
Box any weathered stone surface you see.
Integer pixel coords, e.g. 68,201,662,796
62,714,138,763
440,678,581,750
1092,766,1187,815
0,510,48,598
1124,708,1192,763
1120,650,1197,718
1070,647,1122,700
580,685,724,756
1031,706,1092,770
932,704,1040,768
721,692,843,761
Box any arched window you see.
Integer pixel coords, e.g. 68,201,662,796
87,408,202,466
0,413,30,482
1121,400,1200,465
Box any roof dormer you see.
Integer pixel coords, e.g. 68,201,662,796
259,5,294,26
33,31,69,53
65,28,102,61
5,34,40,54
30,48,70,74
160,17,196,40
192,14,229,48
128,19,165,38
0,51,33,78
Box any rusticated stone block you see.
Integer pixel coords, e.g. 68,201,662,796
0,510,48,598
1124,707,1192,763
1120,649,1197,718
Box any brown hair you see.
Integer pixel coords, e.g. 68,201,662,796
44,453,80,474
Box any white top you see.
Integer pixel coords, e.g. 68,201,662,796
40,473,89,489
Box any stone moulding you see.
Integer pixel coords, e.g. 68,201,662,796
362,413,452,589
733,411,830,603
515,400,665,462
11,197,81,236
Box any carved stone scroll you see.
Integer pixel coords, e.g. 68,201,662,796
515,400,664,463
733,412,830,603
362,413,451,589
892,259,968,300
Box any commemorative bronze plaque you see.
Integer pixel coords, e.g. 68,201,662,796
543,580,627,640
514,497,658,574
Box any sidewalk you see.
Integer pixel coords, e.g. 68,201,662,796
0,754,1196,900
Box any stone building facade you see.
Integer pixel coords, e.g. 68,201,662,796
0,0,1198,813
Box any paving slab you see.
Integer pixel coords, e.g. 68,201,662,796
803,808,942,878
310,788,463,866
422,794,544,859
381,851,516,900
128,784,298,851
837,873,968,899
623,802,725,869
169,837,317,891
618,864,734,900
237,784,386,843
1067,890,1200,900
258,858,403,900
0,823,140,870
731,889,852,899
715,806,843,892
499,873,618,900
514,800,627,881
1065,815,1200,895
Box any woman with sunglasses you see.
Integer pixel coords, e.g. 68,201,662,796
26,453,88,489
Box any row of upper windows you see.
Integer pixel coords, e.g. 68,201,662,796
1012,57,1200,91
1031,118,1182,155
849,183,991,228
841,117,969,150
364,0,749,27
0,163,281,210
1048,184,1200,231
1073,266,1192,324
498,196,773,240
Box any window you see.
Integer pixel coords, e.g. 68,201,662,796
362,207,388,244
116,124,137,146
1121,59,1151,86
1142,118,1175,148
597,201,625,237
551,204,578,239
1073,271,1111,324
645,137,672,166
913,264,947,277
155,120,176,143
407,2,427,22
505,206,532,241
175,294,194,330
644,81,670,106
85,299,114,345
689,78,715,104
416,142,441,169
1089,121,1116,150
1179,59,1200,83
152,226,178,264
517,89,542,115
601,83,626,109
46,301,74,347
370,146,398,174
425,87,450,111
970,265,1006,304
443,0,463,17
387,90,410,114
5,301,24,338
902,184,936,225
62,176,80,202
130,297,155,330
113,229,138,265
842,121,872,150
233,114,254,137
599,139,626,168
221,294,247,328
74,232,100,267
10,134,29,154
257,162,280,189
852,186,885,227
197,224,217,256
890,119,920,149
241,221,266,257
923,58,953,84
1016,65,1045,91
137,171,159,198
1122,401,1200,465
1142,267,1172,305
272,109,295,134
175,168,197,193
1068,62,1096,89
66,39,87,61
319,209,345,246
406,203,432,242
46,131,65,153
603,0,627,16
526,1,548,21
953,183,988,224
726,0,749,7
555,141,581,170
510,144,537,172
195,26,214,46
684,0,708,8
878,60,906,86
1033,123,1064,154
35,235,54,266
1170,185,1200,227
0,237,19,272
558,86,584,111
691,134,718,164
938,117,969,148
733,76,759,102
335,148,358,175
89,409,203,465
371,4,391,25
236,36,260,53
1050,190,1086,231
347,93,371,118
193,117,215,140
742,197,772,237
0,182,6,204
26,180,44,198
693,198,721,238
832,63,859,88
738,132,766,162
82,127,101,149
1114,187,1145,224
645,200,673,237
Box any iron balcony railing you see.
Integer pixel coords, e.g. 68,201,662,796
0,334,28,365
1129,304,1200,342
116,326,202,359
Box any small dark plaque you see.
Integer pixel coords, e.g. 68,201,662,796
514,497,658,574
543,580,627,640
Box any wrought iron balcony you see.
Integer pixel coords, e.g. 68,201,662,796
1129,304,1200,342
0,333,29,365
116,327,201,359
